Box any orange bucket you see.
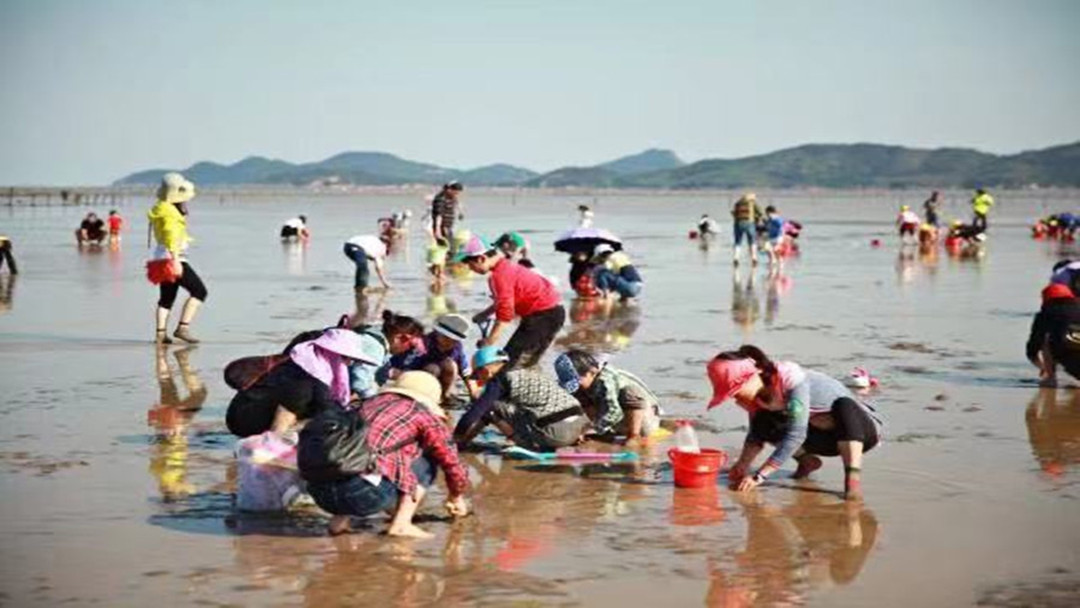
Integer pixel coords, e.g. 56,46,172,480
668,448,728,489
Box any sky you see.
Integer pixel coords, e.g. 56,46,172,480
1,0,1078,185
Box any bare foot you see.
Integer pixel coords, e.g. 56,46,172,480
386,523,434,540
328,515,353,536
1039,376,1058,388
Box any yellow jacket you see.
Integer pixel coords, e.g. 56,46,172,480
148,201,191,255
972,192,994,215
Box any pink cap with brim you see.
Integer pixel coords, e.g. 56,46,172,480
706,358,758,408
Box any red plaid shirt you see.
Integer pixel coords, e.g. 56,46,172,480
359,393,469,496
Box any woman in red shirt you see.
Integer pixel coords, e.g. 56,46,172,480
457,235,565,368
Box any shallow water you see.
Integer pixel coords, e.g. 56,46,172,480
2,189,1080,606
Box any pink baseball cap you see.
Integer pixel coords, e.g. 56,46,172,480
706,357,758,408
452,234,494,262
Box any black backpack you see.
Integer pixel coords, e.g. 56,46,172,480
297,399,414,483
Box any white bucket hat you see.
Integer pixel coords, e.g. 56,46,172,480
433,314,469,342
157,172,196,204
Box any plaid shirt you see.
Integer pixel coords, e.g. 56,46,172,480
359,393,469,496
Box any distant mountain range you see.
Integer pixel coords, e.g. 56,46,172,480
115,142,1080,189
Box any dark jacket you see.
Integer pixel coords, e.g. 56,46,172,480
1027,295,1080,376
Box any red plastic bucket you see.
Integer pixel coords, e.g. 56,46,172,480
669,448,728,489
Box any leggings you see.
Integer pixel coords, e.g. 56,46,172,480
158,262,208,309
751,397,879,457
973,212,988,231
0,241,16,274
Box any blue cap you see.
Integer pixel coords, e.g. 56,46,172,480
472,346,509,371
554,353,581,392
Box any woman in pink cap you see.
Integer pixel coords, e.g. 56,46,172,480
706,345,883,501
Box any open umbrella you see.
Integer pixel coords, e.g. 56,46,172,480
553,227,622,255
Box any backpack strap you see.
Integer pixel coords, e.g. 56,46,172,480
240,355,289,392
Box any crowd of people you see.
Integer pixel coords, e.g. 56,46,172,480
83,170,1072,539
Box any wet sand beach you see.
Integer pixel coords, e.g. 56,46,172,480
2,190,1080,606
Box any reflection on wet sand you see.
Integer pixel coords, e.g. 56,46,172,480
707,490,879,607
282,240,308,276
147,346,207,502
764,271,792,326
558,297,642,352
351,290,388,326
731,270,760,334
425,282,457,319
0,273,15,314
217,456,649,606
1026,389,1080,479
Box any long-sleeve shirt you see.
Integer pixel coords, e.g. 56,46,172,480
746,367,881,470
147,201,191,258
488,258,561,322
1026,296,1080,370
455,369,581,439
972,192,995,215
361,393,469,496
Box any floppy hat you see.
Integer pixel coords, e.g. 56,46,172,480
379,371,446,419
472,346,509,373
452,234,494,262
434,314,469,342
706,357,759,408
312,328,381,366
158,172,196,204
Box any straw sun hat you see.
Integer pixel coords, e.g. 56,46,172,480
157,172,196,204
379,371,446,419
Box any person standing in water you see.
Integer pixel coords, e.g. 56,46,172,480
763,206,786,269
706,345,883,501
578,204,595,228
431,181,464,242
148,173,207,344
923,191,941,228
0,236,17,275
971,188,994,231
731,193,759,266
896,205,920,244
107,210,125,245
343,234,392,293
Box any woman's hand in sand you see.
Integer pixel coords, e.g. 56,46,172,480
735,475,762,492
445,495,469,518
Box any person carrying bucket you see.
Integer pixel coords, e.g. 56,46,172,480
706,345,883,501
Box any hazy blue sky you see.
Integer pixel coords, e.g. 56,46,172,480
1,0,1078,185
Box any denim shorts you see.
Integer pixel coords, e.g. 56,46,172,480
307,456,436,517
733,221,756,246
